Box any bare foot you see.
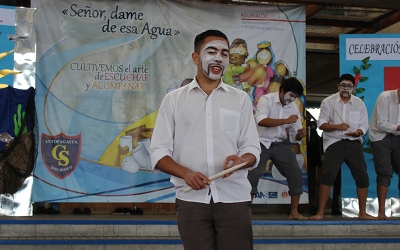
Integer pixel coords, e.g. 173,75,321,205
358,213,377,220
310,214,324,220
377,213,388,220
289,212,309,220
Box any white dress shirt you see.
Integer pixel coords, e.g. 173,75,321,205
255,92,303,149
150,78,261,204
317,92,368,152
369,89,400,142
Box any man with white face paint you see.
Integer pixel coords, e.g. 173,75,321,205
150,30,260,250
311,73,376,220
247,77,308,220
369,87,400,220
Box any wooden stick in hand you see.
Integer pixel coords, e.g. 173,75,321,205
183,161,248,193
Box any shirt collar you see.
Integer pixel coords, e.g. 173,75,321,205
273,92,281,104
335,92,353,104
189,76,229,93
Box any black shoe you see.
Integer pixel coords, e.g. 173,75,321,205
130,207,143,215
73,207,82,214
111,208,124,215
34,206,46,214
122,207,132,214
83,207,91,215
45,207,60,214
331,209,342,216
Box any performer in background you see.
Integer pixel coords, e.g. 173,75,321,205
311,74,376,220
369,87,400,220
247,77,308,220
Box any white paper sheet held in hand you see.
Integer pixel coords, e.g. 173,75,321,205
183,161,248,193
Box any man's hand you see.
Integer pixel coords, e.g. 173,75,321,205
295,128,306,140
182,169,210,191
345,129,363,137
222,155,252,178
286,115,298,124
336,122,350,131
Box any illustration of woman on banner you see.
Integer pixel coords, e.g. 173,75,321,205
241,41,276,109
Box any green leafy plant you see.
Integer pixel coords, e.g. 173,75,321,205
13,103,27,135
352,56,371,153
352,56,371,101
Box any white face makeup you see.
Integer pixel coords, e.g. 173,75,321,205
200,40,229,80
338,80,354,98
283,91,297,105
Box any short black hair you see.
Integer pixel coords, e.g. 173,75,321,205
194,30,229,54
339,73,355,85
279,77,303,96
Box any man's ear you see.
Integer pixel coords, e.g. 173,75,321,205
192,52,199,65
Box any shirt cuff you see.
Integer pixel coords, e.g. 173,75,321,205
239,146,261,170
255,114,268,125
150,148,172,172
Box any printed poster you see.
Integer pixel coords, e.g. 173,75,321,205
32,0,306,203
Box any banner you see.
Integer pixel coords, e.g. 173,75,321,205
32,0,306,203
340,34,400,216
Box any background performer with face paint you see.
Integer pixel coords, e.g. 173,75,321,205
150,30,261,250
311,73,376,220
369,87,400,220
247,77,308,220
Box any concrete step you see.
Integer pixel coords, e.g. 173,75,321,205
1,216,400,249
1,236,400,250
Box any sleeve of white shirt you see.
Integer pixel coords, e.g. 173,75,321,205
254,94,271,125
238,93,261,170
317,98,331,128
288,104,303,144
150,94,175,171
358,101,369,134
375,93,398,133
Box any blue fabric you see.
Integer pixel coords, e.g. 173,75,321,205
0,86,34,152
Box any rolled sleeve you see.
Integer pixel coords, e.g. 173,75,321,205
254,95,271,125
238,94,261,170
289,105,303,144
150,148,171,171
376,94,398,133
239,146,261,170
149,94,175,171
317,99,330,127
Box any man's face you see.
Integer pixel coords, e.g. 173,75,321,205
338,80,355,98
283,91,297,105
279,89,298,106
199,37,229,80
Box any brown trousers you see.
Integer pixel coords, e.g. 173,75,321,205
176,198,253,250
